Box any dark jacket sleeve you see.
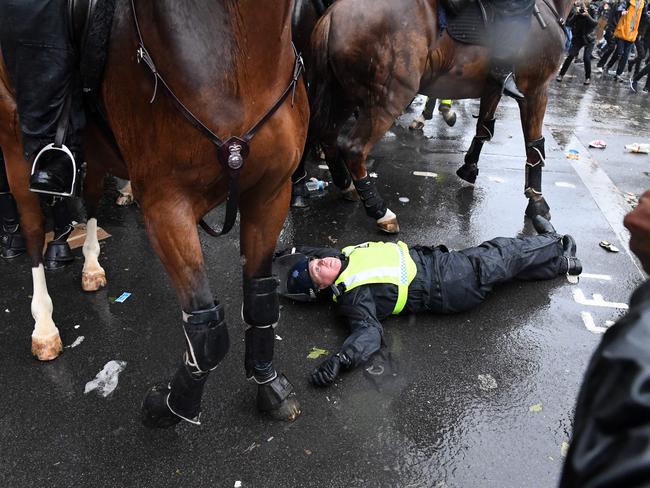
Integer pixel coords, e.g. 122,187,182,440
559,281,650,488
335,286,384,367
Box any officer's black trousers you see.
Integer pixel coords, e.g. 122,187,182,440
0,0,85,159
431,234,565,314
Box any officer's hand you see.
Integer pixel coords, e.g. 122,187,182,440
624,190,650,272
311,354,342,387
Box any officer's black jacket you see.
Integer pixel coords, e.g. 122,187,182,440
560,279,650,487
295,245,439,367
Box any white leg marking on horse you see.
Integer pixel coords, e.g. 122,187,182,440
82,218,106,291
31,265,57,337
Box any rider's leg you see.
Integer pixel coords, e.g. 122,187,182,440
0,0,85,197
0,152,26,258
488,9,534,100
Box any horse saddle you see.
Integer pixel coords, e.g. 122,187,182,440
443,0,493,46
68,0,117,98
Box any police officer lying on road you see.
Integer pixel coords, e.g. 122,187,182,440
273,216,582,387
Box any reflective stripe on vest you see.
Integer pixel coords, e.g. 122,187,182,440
333,241,417,315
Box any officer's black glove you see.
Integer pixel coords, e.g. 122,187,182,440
273,247,296,259
311,352,352,387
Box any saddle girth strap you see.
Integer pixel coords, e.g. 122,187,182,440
130,0,304,236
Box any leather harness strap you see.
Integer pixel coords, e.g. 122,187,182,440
130,0,304,236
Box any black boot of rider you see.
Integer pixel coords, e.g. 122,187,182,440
490,63,525,100
44,198,74,270
0,194,26,259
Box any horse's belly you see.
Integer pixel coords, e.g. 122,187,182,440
419,76,486,101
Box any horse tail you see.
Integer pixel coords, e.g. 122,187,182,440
307,13,337,141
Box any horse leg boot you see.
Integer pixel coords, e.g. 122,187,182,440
244,277,300,421
142,303,230,428
457,117,496,184
354,175,398,234
524,137,551,219
44,197,74,269
321,141,357,201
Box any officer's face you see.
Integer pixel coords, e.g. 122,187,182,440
309,257,342,289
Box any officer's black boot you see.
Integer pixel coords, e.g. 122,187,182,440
560,234,582,276
490,63,525,100
30,147,77,197
0,195,26,259
44,198,74,269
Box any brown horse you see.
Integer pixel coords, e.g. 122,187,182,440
0,0,308,426
308,0,571,233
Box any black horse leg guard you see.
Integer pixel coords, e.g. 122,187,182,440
354,175,387,220
44,197,74,269
322,144,352,190
458,117,496,183
422,97,437,120
524,137,551,219
141,303,229,428
243,277,298,417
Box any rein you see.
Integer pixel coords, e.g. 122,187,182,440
130,0,304,236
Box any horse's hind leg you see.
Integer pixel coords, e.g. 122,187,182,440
457,88,501,184
240,182,301,421
140,198,229,428
80,161,106,292
518,87,551,220
2,144,63,360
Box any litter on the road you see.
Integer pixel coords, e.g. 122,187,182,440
478,374,498,390
114,292,132,303
599,240,620,253
307,347,329,359
566,149,580,160
588,139,607,149
624,143,650,154
412,171,438,178
275,334,283,341
84,360,127,397
561,442,570,457
488,176,504,183
65,336,85,349
234,481,242,488
398,197,410,203
529,403,543,413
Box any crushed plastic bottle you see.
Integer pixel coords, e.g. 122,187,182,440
306,177,328,193
625,143,650,154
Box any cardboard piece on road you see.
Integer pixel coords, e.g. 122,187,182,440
44,223,111,251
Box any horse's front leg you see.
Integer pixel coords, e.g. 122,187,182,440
239,181,301,421
518,87,551,220
3,144,62,360
340,106,407,234
140,196,229,428
457,88,501,184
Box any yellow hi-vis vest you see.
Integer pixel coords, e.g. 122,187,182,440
614,0,646,42
333,241,417,315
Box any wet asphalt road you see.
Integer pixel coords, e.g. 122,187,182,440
1,63,649,488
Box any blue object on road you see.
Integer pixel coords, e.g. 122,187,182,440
115,292,132,303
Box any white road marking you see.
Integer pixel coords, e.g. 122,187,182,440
573,289,629,309
413,171,438,178
554,181,576,188
581,312,615,334
580,273,612,281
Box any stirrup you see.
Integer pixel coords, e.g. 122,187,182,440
30,143,79,197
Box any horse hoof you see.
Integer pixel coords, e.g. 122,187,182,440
456,164,479,184
257,373,301,421
525,197,551,220
141,383,182,429
377,218,400,234
409,117,425,130
115,193,134,206
265,395,302,422
443,111,457,127
342,184,360,202
31,332,63,361
82,270,107,292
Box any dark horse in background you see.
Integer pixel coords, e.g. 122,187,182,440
0,0,308,426
308,0,572,233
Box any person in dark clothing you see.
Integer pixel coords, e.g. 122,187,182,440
274,217,582,386
486,0,537,100
0,152,26,259
557,1,600,84
559,190,650,487
0,0,86,197
596,0,625,69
